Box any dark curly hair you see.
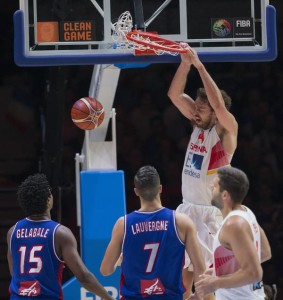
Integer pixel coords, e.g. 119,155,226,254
17,173,51,216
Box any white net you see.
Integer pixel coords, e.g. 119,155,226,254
112,11,133,43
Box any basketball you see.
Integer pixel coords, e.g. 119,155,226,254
71,97,105,130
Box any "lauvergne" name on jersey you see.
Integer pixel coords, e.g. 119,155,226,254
131,220,168,235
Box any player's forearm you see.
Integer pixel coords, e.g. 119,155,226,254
168,61,191,102
193,267,205,285
81,272,114,300
100,264,116,276
196,64,223,109
100,255,120,276
214,268,263,290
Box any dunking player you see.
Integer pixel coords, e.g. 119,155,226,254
195,166,272,299
100,165,208,300
168,44,238,298
7,173,114,300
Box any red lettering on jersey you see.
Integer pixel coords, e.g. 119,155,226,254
190,143,207,153
198,130,205,144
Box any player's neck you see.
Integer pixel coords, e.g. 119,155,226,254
222,204,243,218
139,199,163,212
199,120,215,131
28,211,51,221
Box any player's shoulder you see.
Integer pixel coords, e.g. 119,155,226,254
113,215,124,225
223,214,250,233
175,211,190,220
175,212,194,228
56,224,73,236
55,224,76,243
7,224,16,239
113,216,125,232
7,219,24,238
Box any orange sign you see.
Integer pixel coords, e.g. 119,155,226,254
37,22,59,42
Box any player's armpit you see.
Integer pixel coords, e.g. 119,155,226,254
114,253,123,267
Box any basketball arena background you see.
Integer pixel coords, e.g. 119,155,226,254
0,1,282,299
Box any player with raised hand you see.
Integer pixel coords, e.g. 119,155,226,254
167,43,238,299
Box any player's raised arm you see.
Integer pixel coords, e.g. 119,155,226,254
167,43,196,120
186,46,238,136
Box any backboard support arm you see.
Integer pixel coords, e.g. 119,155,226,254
132,0,145,30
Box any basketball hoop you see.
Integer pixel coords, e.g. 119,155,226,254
112,11,187,56
126,30,187,55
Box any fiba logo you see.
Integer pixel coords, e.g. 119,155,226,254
212,19,232,37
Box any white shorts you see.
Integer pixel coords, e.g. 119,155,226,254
176,202,222,270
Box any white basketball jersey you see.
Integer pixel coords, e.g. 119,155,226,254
213,206,265,300
182,126,232,205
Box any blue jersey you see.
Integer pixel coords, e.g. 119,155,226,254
9,218,64,300
121,207,185,300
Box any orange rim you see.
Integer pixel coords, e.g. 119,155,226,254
125,30,187,53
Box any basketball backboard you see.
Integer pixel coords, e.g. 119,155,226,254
14,0,277,66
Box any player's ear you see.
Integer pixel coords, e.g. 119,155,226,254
134,187,139,196
47,194,53,209
159,185,162,193
222,190,229,200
